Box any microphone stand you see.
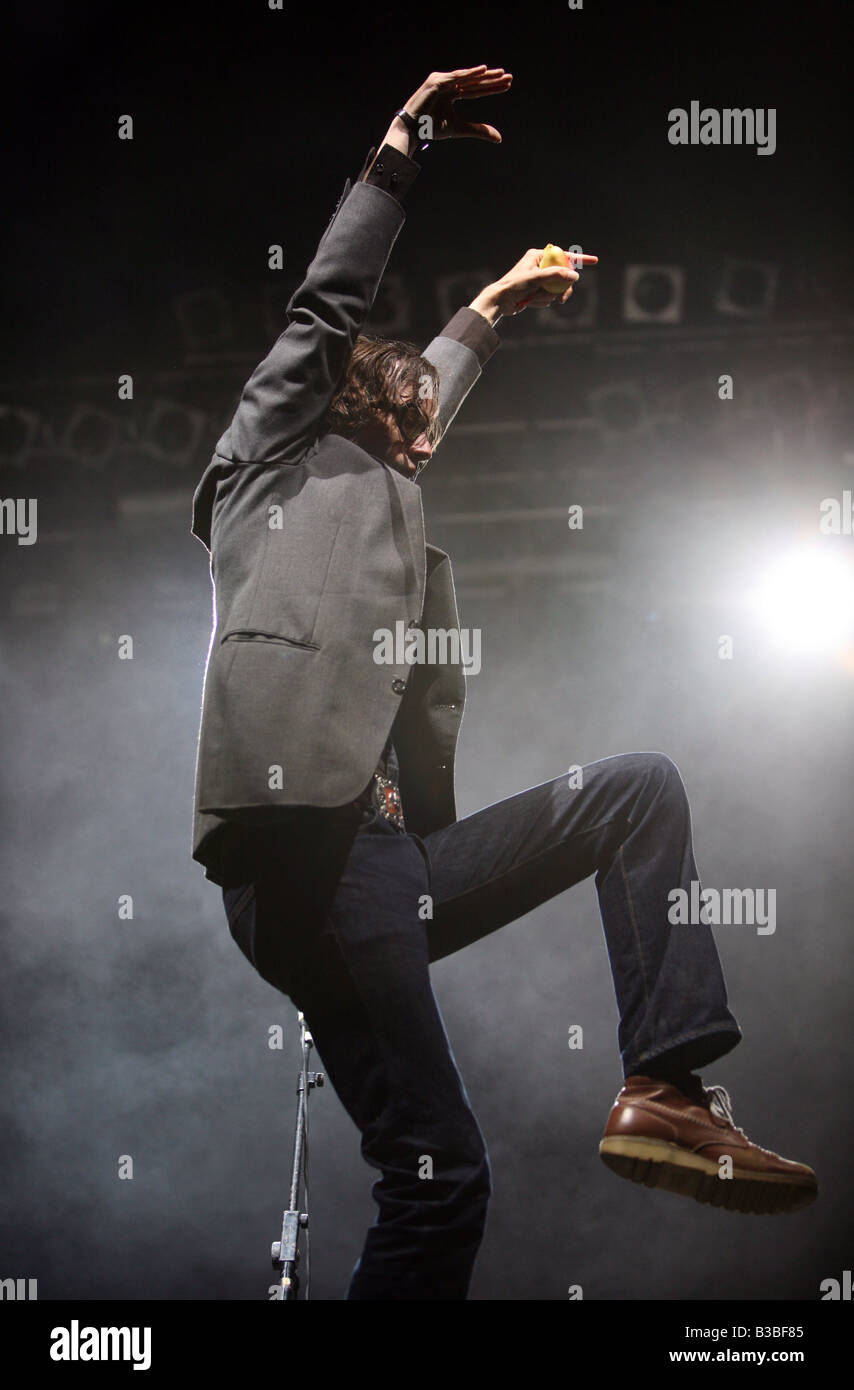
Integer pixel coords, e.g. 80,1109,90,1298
270,1011,324,1300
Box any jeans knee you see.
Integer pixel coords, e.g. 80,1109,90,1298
466,1125,493,1214
414,1123,492,1215
451,1150,492,1234
641,751,686,801
367,1105,492,1208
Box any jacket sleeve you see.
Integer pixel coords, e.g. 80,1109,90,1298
214,144,420,467
420,305,501,448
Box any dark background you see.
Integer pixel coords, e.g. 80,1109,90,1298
1,0,852,1302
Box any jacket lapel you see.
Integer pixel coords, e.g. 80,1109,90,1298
386,466,428,617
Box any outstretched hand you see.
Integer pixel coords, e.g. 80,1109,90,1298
401,65,513,143
490,247,600,316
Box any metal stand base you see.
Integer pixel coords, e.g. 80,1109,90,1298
269,1012,324,1301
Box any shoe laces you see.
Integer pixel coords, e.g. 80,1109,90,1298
703,1083,746,1136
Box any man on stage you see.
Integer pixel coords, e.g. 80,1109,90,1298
190,65,817,1300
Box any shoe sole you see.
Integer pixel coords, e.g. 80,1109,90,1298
599,1136,818,1214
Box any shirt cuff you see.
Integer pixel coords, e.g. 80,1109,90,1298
357,143,421,203
435,306,501,368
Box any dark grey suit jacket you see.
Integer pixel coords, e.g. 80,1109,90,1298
190,143,500,886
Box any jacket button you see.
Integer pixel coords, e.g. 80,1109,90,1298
392,678,406,694
408,618,419,628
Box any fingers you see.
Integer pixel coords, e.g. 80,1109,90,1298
441,67,512,94
456,70,512,86
457,77,513,100
451,66,507,82
431,66,486,89
533,266,580,286
519,287,574,312
523,249,598,267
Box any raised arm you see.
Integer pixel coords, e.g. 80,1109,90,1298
420,308,501,446
215,67,514,469
420,247,599,450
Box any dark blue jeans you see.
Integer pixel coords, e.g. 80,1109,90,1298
222,751,742,1300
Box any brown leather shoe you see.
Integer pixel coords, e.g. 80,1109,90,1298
599,1074,818,1214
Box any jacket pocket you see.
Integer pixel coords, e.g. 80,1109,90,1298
221,629,321,651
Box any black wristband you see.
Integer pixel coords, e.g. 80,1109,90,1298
394,108,429,151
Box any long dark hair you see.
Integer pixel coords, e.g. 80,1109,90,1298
325,335,441,445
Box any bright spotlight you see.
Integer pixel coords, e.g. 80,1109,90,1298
750,544,854,653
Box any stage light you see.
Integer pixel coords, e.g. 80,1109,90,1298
623,265,684,324
0,406,43,469
589,381,647,439
716,258,779,319
140,399,210,470
750,543,854,653
753,369,815,424
61,405,124,470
